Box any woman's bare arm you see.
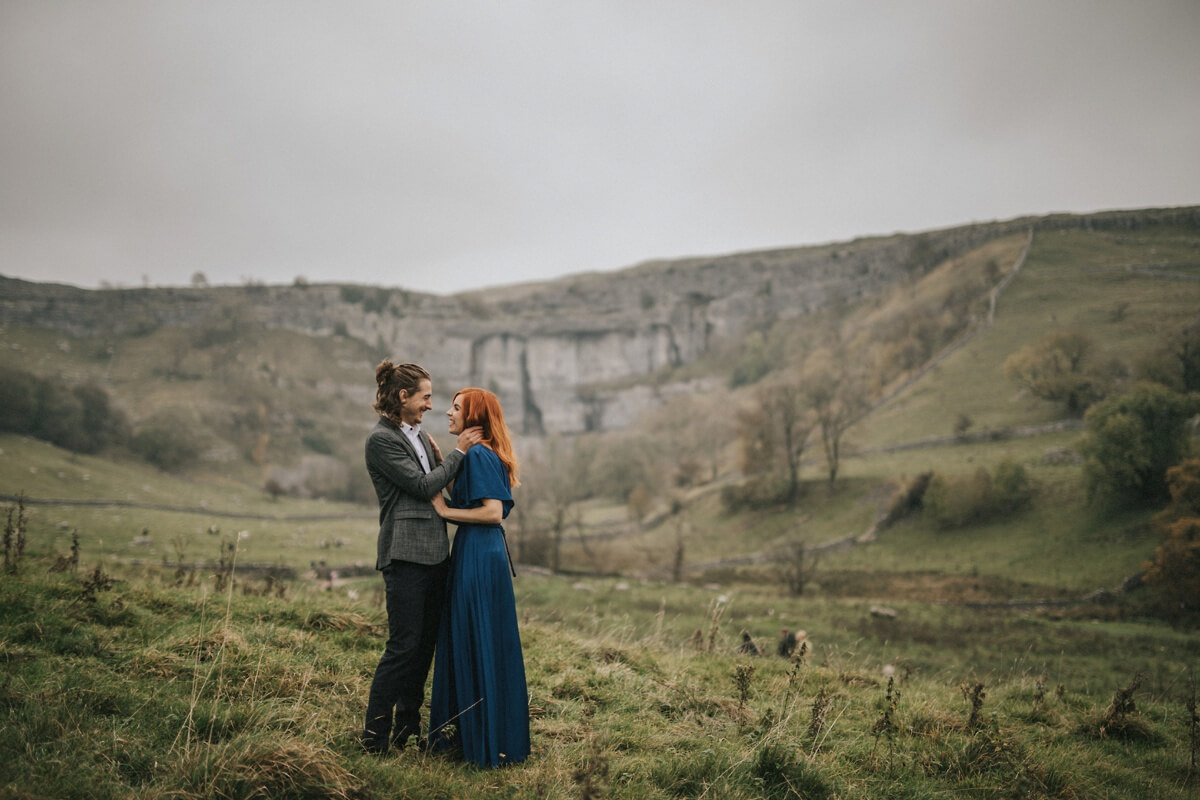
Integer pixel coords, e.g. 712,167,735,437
431,494,504,526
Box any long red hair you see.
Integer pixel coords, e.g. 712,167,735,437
454,388,520,488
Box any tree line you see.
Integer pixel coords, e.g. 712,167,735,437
0,366,201,471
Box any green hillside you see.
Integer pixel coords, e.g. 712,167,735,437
560,222,1199,606
0,314,384,498
855,225,1200,446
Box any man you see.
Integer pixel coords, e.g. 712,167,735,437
361,360,482,754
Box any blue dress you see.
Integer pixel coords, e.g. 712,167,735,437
429,446,530,767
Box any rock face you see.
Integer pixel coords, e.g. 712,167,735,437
3,207,1196,434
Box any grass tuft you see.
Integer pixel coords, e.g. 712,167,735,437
172,735,359,800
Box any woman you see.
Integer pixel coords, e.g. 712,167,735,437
428,388,530,768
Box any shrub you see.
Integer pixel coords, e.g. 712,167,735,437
880,471,934,529
0,368,129,454
1003,329,1111,415
73,382,131,453
132,410,203,471
300,431,334,455
361,288,391,314
923,460,1034,530
991,459,1034,513
1140,459,1200,625
0,366,39,435
730,331,774,388
32,379,85,448
1081,382,1198,505
924,468,993,529
720,478,791,512
1135,319,1200,393
338,285,365,305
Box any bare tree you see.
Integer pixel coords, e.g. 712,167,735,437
627,484,653,528
782,539,819,596
519,435,588,571
646,392,725,486
757,380,816,503
669,494,688,582
803,347,868,486
736,403,774,480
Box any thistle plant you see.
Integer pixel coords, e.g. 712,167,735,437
871,676,899,748
4,495,27,574
782,652,804,712
733,662,755,720
961,681,986,729
15,495,26,567
172,533,191,584
50,529,79,573
4,505,15,574
808,687,833,742
77,565,114,605
1187,678,1198,785
1033,677,1047,711
1098,672,1144,738
794,639,809,666
214,537,238,592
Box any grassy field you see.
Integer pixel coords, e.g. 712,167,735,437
4,431,1196,797
1,550,1196,799
600,426,1167,598
0,433,377,576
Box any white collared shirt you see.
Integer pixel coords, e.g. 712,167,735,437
400,421,431,473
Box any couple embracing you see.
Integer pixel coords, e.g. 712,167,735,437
361,360,529,768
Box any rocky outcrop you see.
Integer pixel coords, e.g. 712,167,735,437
4,206,1197,434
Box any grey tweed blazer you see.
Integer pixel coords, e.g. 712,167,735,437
365,417,464,569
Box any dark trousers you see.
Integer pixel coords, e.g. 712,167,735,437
362,558,448,751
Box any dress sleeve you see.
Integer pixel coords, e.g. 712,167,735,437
459,446,514,519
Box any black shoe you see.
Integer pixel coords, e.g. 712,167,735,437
361,736,389,756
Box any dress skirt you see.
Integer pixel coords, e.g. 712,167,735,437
429,524,530,767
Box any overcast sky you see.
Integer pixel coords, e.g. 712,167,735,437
1,2,1197,296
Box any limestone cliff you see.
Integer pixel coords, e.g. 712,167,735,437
3,206,1196,434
